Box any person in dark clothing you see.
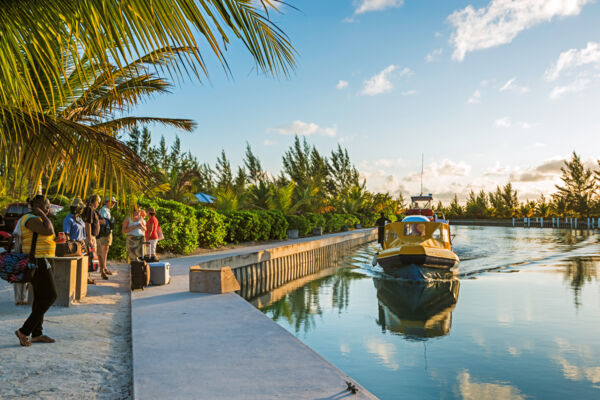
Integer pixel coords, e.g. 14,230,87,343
375,212,391,248
15,195,58,346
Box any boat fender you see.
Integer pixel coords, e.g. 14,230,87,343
372,253,378,267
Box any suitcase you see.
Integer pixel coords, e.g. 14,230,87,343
148,262,170,285
131,259,150,290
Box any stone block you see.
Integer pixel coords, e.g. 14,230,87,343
75,255,88,300
53,257,78,307
189,266,241,294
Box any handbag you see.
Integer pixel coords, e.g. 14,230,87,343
56,240,82,257
0,232,38,283
157,226,164,241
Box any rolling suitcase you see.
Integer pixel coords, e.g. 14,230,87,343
131,259,150,290
148,262,170,285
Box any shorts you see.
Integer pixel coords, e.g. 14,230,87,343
97,233,113,248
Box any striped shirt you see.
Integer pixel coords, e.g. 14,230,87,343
21,214,56,258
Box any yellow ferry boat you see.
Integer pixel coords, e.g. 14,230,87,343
375,194,459,281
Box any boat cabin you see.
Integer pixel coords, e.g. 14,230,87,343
383,216,452,250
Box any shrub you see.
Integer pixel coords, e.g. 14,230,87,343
253,211,271,241
305,213,325,232
323,213,345,233
355,213,378,228
138,198,199,254
51,209,71,235
50,194,71,208
195,207,227,248
226,211,262,243
266,210,288,239
342,214,360,229
286,214,311,236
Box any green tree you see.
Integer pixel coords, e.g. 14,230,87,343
215,150,234,190
555,152,596,217
244,143,267,184
327,145,359,198
465,190,489,218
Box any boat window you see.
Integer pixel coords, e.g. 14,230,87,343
404,223,426,236
432,228,441,240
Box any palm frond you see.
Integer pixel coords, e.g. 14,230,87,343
93,117,196,133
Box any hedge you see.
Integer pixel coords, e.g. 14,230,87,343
49,196,369,259
196,207,227,248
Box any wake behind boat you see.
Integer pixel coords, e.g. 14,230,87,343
375,194,460,281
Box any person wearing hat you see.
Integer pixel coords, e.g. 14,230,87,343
145,207,160,262
97,196,116,279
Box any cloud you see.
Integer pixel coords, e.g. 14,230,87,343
494,117,511,127
425,48,443,62
401,90,418,96
549,77,590,99
448,0,592,61
457,370,527,400
355,0,404,14
361,65,412,96
336,80,349,90
435,32,443,38
263,139,276,146
272,120,337,137
406,159,472,182
545,41,600,81
499,77,530,93
510,158,565,182
494,117,536,128
467,90,481,104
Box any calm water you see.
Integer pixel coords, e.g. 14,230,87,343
258,226,600,400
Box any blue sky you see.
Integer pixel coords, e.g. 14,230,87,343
132,0,600,202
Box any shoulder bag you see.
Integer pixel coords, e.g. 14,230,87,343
0,231,38,283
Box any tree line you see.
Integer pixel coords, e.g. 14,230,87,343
437,152,598,219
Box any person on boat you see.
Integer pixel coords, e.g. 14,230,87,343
15,195,57,346
376,212,391,248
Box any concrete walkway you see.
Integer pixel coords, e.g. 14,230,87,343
131,231,377,400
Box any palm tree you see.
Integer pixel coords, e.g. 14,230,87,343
1,1,295,197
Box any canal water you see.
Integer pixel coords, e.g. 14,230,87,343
255,226,600,399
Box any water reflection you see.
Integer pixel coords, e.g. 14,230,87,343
374,278,460,340
563,257,599,308
260,268,367,334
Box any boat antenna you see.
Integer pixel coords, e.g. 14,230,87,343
420,153,424,196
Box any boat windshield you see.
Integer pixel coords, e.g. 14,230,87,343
404,223,426,237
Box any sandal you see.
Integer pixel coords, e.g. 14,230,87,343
31,335,56,343
105,270,113,275
15,330,31,347
101,273,109,280
88,277,96,285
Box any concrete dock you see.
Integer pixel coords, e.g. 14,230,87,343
131,230,378,399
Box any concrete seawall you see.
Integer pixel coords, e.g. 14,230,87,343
192,229,377,299
131,229,379,399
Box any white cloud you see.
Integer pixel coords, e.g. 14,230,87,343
549,77,590,100
500,77,530,93
336,80,349,90
448,0,592,61
263,139,276,146
494,117,512,127
361,65,412,96
435,32,443,38
467,90,481,104
355,0,404,14
272,120,337,137
401,90,418,96
545,42,600,81
425,48,443,62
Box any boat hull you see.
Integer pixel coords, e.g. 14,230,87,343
377,251,459,281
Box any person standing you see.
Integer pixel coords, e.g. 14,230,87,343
97,197,116,278
62,198,86,243
122,209,146,262
145,207,160,262
82,194,101,282
15,195,57,346
375,212,391,248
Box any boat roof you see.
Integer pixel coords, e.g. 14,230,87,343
411,194,433,202
402,215,430,222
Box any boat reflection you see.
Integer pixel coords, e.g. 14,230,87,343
374,278,460,340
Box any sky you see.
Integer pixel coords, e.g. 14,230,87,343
131,0,600,203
